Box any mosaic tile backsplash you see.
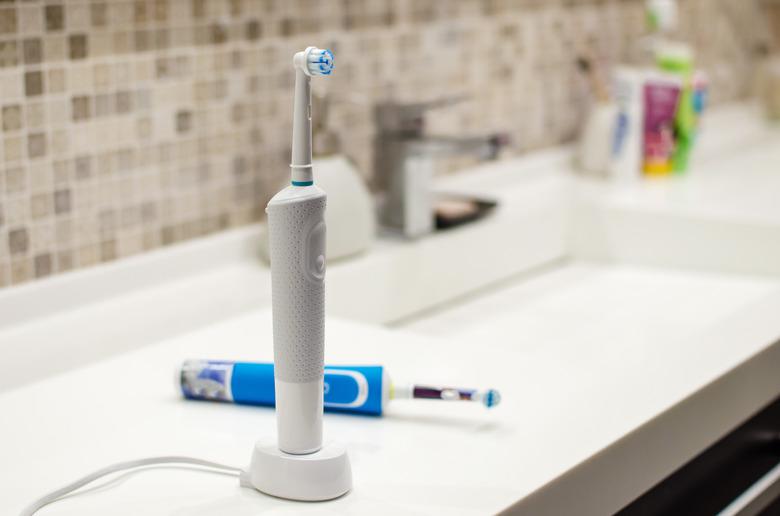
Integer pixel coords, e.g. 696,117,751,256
0,0,760,287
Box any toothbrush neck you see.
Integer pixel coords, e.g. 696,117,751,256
291,68,313,186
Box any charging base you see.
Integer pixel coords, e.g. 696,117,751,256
242,439,352,501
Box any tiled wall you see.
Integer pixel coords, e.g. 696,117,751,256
0,0,758,288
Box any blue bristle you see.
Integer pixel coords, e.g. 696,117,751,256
483,389,501,408
307,48,334,76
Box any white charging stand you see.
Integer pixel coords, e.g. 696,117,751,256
242,438,352,501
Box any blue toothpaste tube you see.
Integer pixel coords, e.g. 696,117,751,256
178,359,500,416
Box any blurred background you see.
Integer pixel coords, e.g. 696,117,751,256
0,0,776,287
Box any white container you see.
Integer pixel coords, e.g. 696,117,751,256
577,101,618,177
609,67,646,182
312,155,375,260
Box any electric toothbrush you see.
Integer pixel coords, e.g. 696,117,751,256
179,359,502,415
243,47,352,501
266,47,333,454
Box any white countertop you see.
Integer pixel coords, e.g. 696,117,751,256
3,272,780,516
2,102,780,515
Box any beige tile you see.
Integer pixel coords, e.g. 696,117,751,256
0,0,761,291
4,166,26,193
25,102,45,129
43,35,67,61
4,136,23,162
18,5,44,34
47,68,67,93
10,258,32,284
0,261,7,288
30,192,52,219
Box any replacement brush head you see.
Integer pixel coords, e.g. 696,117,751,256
294,47,334,77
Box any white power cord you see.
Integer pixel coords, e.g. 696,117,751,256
20,456,243,516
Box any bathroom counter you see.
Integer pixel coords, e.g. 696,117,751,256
2,101,780,515
3,285,780,516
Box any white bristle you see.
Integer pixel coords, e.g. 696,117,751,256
305,48,334,76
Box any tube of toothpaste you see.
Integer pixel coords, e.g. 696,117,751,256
178,359,389,416
642,73,681,176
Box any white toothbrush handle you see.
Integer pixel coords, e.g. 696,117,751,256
267,187,327,455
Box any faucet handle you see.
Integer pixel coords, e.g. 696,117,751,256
375,95,470,135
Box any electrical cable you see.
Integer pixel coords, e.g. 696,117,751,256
20,456,242,516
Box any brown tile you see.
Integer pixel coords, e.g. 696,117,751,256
192,0,206,18
53,188,70,214
22,38,42,64
74,155,91,179
68,34,87,59
152,0,167,22
0,40,18,67
152,28,169,50
176,110,192,133
90,2,107,27
134,29,150,51
8,227,28,254
71,95,90,121
2,104,22,131
27,132,46,158
246,19,261,40
115,90,132,113
160,225,175,245
211,23,227,44
134,0,148,24
0,8,17,35
34,253,52,278
24,70,43,96
45,4,64,32
279,18,293,37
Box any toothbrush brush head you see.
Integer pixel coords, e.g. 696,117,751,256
295,47,334,77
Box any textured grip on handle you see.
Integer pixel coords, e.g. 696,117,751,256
267,190,326,384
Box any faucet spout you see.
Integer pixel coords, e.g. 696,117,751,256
373,97,510,239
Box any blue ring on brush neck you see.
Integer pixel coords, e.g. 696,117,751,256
292,180,313,186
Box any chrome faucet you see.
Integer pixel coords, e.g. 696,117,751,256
374,97,507,238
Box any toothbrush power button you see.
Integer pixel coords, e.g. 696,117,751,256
302,220,326,282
